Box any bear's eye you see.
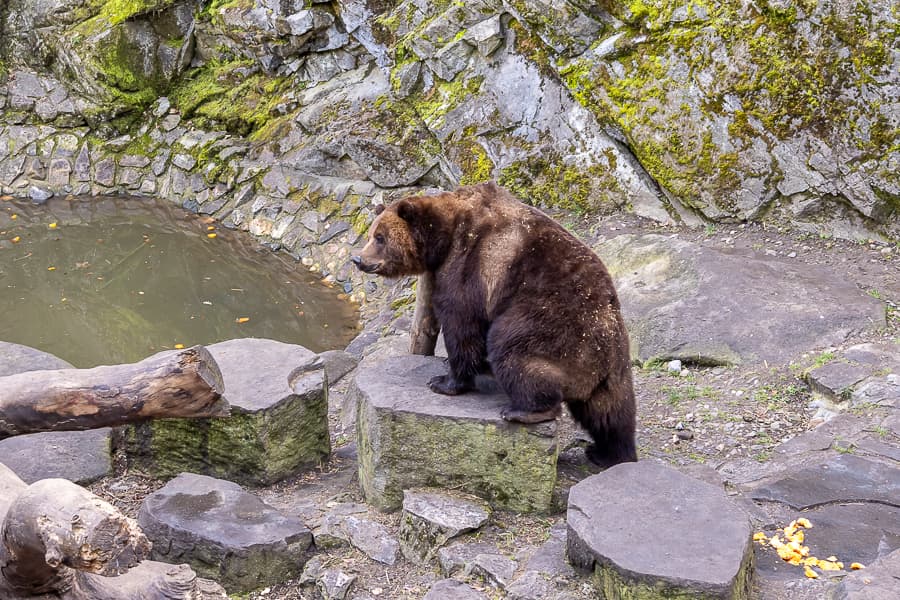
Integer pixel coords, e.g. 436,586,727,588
374,233,385,245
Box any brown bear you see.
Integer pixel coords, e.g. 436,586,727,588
351,182,637,467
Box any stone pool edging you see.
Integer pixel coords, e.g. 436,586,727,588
0,98,398,315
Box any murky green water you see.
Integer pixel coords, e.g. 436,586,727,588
0,196,358,368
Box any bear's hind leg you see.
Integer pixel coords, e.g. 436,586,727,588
492,356,565,424
567,387,637,468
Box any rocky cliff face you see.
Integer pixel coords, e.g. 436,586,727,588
1,0,897,256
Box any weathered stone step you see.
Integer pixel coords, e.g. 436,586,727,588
138,472,313,593
567,460,753,599
121,338,329,486
353,354,559,513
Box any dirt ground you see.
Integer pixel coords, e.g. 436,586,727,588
89,212,898,600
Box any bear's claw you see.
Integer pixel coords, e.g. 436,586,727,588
500,405,562,424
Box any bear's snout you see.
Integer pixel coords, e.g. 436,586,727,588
350,254,381,274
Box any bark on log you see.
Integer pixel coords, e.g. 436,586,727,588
0,468,226,599
409,271,440,356
0,345,228,440
0,478,150,594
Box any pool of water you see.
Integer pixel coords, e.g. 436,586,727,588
0,196,358,368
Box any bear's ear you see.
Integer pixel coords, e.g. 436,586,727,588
373,204,385,216
395,199,419,224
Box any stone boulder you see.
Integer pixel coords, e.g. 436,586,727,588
138,472,313,592
399,489,492,563
353,354,559,513
567,460,754,599
121,338,330,485
596,234,886,366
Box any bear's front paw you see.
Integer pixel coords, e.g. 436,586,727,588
428,375,468,395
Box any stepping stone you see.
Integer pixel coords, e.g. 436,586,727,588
0,428,111,484
138,472,313,593
507,521,576,598
399,490,491,563
749,454,900,509
424,579,488,600
354,355,559,512
121,338,329,485
595,234,885,365
567,461,753,599
0,342,111,483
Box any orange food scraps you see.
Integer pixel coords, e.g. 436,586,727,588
207,225,215,231
11,236,21,243
236,317,250,323
850,563,864,570
174,344,185,349
47,266,56,271
49,222,58,229
207,233,217,239
758,518,862,580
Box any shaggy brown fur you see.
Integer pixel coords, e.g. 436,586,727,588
352,182,637,466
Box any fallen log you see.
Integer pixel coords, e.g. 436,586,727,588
0,467,226,599
409,271,440,356
0,345,228,440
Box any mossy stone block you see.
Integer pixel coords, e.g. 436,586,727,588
121,338,329,485
354,355,559,513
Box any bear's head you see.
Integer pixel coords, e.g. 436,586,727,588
351,200,426,278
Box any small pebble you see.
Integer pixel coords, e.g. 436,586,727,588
676,430,694,441
667,359,682,373
788,251,797,258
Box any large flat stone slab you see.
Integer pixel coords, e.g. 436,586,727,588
138,472,313,593
567,461,753,599
354,354,559,512
0,342,111,483
121,338,329,485
749,454,900,509
595,234,886,365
